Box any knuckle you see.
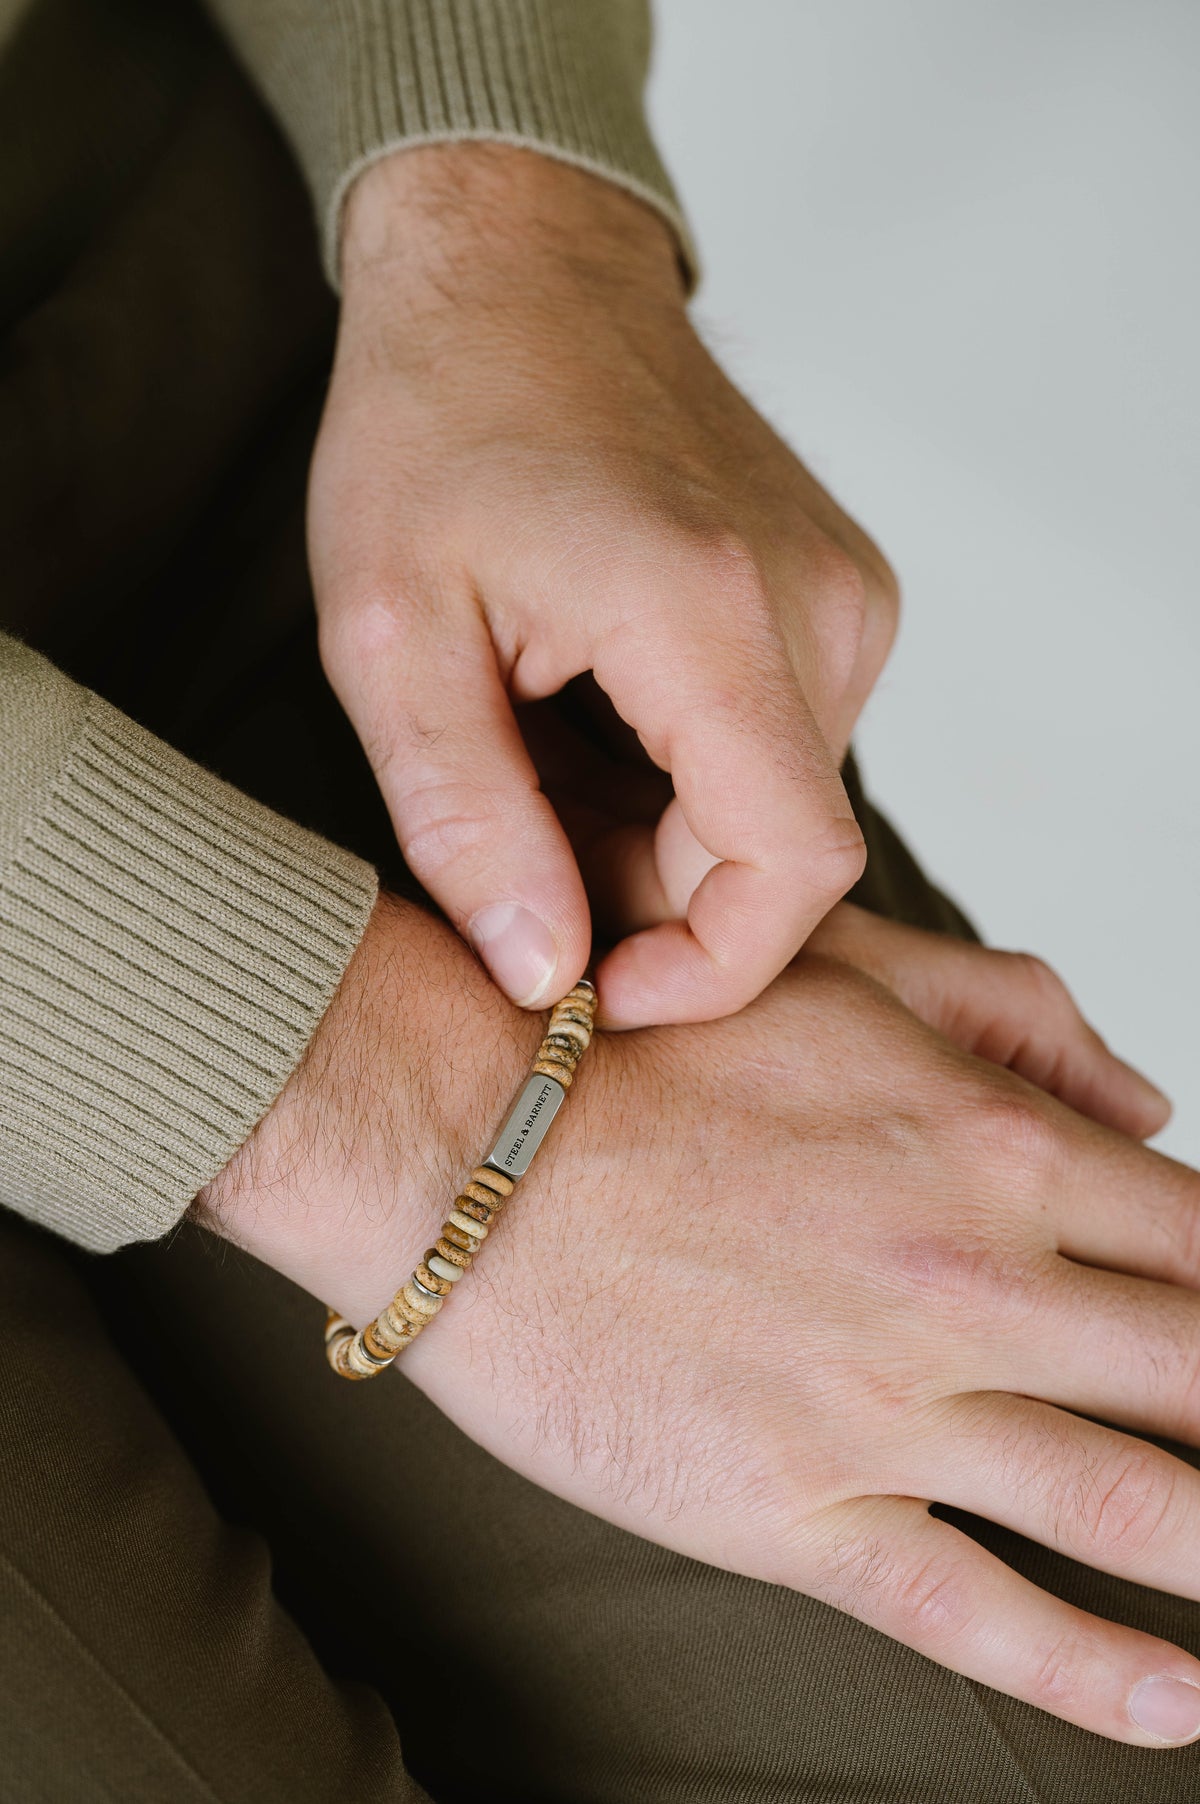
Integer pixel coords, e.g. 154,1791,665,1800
886,1231,1040,1332
811,540,870,634
678,525,766,599
1029,1631,1089,1712
807,816,868,900
652,526,785,649
889,1555,977,1649
816,1525,896,1620
867,552,902,623
967,1084,1062,1185
1006,950,1074,1014
395,772,507,885
317,589,406,676
1063,1448,1176,1563
802,541,871,688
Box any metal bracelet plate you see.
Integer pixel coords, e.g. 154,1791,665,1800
482,1073,565,1181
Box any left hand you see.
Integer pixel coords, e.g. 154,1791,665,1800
199,894,1184,1747
310,144,899,1028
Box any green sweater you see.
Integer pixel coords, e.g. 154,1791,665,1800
0,0,687,1253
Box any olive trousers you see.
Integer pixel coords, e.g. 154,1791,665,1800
2,3,1198,1799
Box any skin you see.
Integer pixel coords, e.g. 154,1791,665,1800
197,896,1200,1748
310,143,901,1027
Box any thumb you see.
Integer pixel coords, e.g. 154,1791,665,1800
322,598,590,1006
808,903,1171,1140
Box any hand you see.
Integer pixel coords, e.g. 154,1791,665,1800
310,144,899,1027
197,897,1198,1744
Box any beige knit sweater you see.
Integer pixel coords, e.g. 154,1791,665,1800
0,0,686,1253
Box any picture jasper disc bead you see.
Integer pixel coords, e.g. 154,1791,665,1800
552,1005,594,1030
383,1300,424,1341
440,1220,477,1253
331,1340,366,1380
460,1182,504,1212
346,1332,391,1378
453,1198,495,1227
414,1262,453,1297
533,1059,574,1088
546,1018,590,1052
447,1208,488,1239
401,1282,443,1318
471,1166,513,1197
370,1310,415,1354
434,1236,472,1268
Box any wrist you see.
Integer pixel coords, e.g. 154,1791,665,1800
339,141,685,322
194,892,539,1324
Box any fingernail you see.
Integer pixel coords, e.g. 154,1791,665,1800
1129,1675,1200,1743
468,903,558,1006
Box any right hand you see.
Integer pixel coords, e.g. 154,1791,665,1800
200,895,1200,1746
312,143,897,1027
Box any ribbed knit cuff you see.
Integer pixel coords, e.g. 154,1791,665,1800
0,694,378,1252
211,0,697,287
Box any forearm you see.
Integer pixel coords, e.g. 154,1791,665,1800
0,634,377,1252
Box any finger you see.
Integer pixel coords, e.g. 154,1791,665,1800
808,904,1171,1138
923,1391,1200,1605
813,1493,1200,1744
321,597,590,1006
1019,1259,1200,1446
592,625,866,1028
1050,1117,1200,1291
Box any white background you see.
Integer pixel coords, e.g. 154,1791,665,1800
649,0,1199,1163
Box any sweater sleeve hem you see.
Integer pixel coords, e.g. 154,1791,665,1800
206,0,698,290
0,691,378,1253
326,127,697,292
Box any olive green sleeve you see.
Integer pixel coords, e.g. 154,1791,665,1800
0,635,378,1252
203,0,695,285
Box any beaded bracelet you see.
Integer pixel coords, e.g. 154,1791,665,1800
324,979,598,1380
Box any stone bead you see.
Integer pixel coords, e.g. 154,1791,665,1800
538,1039,577,1068
533,1058,573,1088
456,1197,498,1226
567,978,596,1001
364,1316,406,1358
346,1333,388,1379
434,1236,472,1268
551,1005,594,1031
461,1182,503,1213
414,1264,451,1298
447,1205,490,1233
543,1030,582,1057
385,1298,427,1337
471,1166,514,1197
324,1311,353,1345
440,1221,477,1253
426,1253,465,1283
401,1282,443,1317
328,1335,366,1379
546,1017,590,1051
